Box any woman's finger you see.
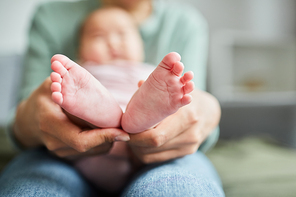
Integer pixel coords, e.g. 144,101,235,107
130,122,201,155
53,142,112,159
67,127,130,152
41,133,68,151
128,105,197,148
131,122,202,164
38,98,130,152
49,118,129,152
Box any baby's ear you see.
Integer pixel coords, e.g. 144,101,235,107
138,80,145,88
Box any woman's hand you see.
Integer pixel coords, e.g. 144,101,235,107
13,77,130,160
127,89,221,164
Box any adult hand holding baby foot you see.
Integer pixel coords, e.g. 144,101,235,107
128,89,221,164
13,77,130,160
122,53,220,164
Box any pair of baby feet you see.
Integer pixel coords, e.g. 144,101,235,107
50,52,194,134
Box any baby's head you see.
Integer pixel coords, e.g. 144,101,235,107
79,7,144,64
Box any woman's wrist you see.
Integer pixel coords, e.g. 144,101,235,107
13,99,42,149
4,107,25,151
12,79,51,149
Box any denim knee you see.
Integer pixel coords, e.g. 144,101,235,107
122,153,225,197
123,171,224,197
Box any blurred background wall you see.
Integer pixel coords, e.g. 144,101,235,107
1,0,296,54
1,0,296,148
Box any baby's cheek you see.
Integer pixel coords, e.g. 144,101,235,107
92,45,110,63
130,47,144,62
123,42,143,62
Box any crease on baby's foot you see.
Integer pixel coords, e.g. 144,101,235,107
150,73,166,92
159,60,172,70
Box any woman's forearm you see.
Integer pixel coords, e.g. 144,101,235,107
13,101,41,149
13,80,51,149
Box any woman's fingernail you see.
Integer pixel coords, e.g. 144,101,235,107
115,134,130,142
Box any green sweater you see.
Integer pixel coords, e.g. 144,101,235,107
16,0,219,152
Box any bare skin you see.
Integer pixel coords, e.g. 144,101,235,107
50,54,123,128
127,89,221,164
50,52,194,134
122,52,194,133
13,77,130,159
13,77,220,163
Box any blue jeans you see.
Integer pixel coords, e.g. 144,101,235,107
0,148,224,197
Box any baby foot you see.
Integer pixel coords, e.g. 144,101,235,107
121,52,194,133
50,54,123,128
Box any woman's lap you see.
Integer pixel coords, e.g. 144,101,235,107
0,149,224,197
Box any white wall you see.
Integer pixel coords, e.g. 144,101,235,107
193,0,296,36
0,0,78,55
0,0,42,54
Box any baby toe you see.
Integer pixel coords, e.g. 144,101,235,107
160,52,181,70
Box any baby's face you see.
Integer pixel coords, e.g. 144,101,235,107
79,8,144,64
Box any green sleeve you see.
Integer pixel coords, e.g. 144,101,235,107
140,1,208,90
20,4,57,100
176,12,209,91
6,0,100,151
20,0,99,101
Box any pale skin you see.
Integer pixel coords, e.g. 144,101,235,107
51,52,194,134
13,0,221,164
56,7,194,134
